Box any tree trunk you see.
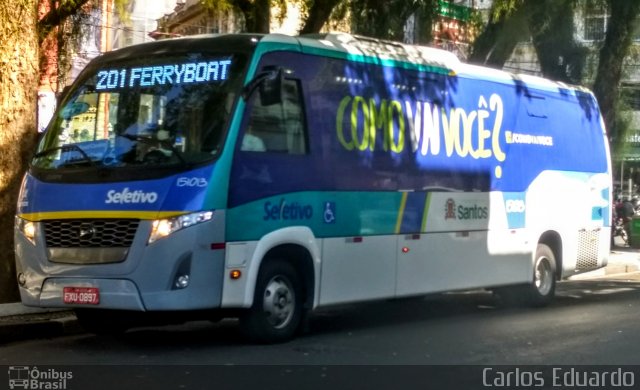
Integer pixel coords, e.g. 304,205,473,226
38,0,91,44
467,3,531,68
593,0,640,143
299,0,343,35
253,0,270,33
528,0,587,84
0,1,39,303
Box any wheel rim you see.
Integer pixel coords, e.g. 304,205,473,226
262,275,295,329
534,256,553,296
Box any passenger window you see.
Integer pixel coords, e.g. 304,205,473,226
241,79,307,154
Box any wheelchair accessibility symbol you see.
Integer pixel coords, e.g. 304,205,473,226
323,202,336,224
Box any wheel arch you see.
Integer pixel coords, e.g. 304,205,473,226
241,226,320,310
261,243,316,312
538,230,562,280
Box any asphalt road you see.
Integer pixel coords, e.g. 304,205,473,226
3,276,640,389
1,276,640,366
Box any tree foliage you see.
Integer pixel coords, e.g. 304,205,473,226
201,0,290,33
39,0,90,44
349,0,438,43
593,0,640,144
467,0,530,67
470,0,640,145
299,0,343,34
39,0,130,43
527,0,588,84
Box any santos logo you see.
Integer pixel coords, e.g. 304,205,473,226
105,188,159,204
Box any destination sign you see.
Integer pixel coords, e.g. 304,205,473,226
95,59,232,90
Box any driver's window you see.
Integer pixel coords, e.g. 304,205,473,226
241,79,307,154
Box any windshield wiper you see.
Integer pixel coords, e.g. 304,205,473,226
117,133,188,166
34,144,96,168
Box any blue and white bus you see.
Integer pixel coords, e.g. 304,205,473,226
15,33,611,342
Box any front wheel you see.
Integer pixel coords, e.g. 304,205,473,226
240,260,303,343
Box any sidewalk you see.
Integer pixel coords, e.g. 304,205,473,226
0,304,79,344
568,244,640,280
1,247,639,344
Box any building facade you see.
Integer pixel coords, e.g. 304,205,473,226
151,0,303,38
38,0,175,133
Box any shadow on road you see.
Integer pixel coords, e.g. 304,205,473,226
66,277,640,350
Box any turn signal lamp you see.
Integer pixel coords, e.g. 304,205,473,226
230,270,242,280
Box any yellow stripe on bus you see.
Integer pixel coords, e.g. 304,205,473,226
17,210,187,221
421,193,432,232
395,192,409,234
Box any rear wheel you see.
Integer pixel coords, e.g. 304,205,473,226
496,243,557,307
527,243,556,306
240,260,303,343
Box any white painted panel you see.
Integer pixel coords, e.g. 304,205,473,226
396,231,531,297
319,235,396,306
426,192,491,232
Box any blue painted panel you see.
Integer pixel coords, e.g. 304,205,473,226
228,51,607,208
18,165,215,218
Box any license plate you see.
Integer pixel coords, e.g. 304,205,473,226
63,287,100,305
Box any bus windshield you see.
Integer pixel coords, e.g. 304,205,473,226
33,52,247,173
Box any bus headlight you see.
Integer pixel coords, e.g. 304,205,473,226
148,211,213,244
15,217,36,245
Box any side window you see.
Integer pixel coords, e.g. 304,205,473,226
241,79,307,154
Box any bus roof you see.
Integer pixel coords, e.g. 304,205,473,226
289,33,593,97
95,32,593,98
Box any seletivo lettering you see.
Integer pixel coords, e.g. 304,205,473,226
263,199,313,221
105,188,158,204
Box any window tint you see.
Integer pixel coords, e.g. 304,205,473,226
241,79,307,154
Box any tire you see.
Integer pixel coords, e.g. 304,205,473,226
75,309,131,335
525,243,557,307
495,243,557,307
240,260,303,343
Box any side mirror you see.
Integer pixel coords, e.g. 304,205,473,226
259,68,283,106
242,66,284,106
59,102,90,120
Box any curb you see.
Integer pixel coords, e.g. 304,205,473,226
568,264,640,280
0,314,81,345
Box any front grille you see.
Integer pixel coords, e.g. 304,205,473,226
576,229,600,271
43,219,140,248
